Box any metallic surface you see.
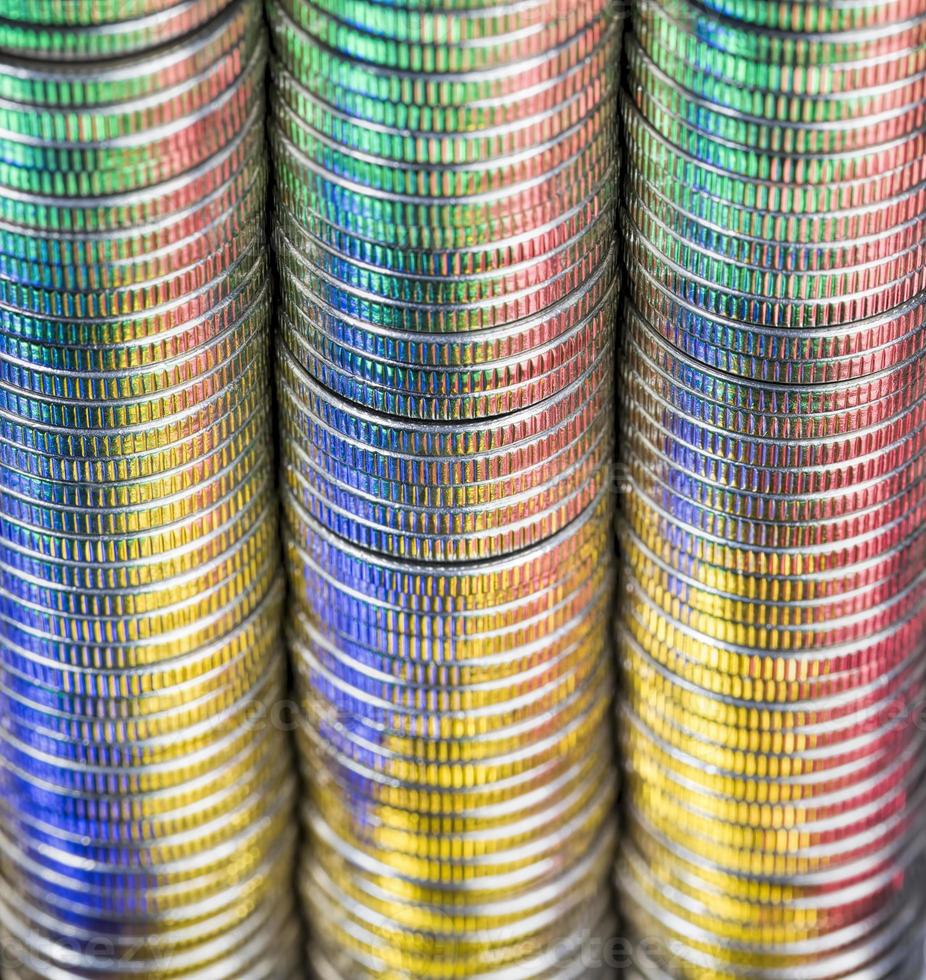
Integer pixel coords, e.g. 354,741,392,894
268,0,622,974
614,0,926,976
0,2,301,976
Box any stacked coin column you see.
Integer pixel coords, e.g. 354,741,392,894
268,0,621,975
615,0,926,976
0,2,301,976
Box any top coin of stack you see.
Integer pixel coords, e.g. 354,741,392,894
268,0,623,974
0,2,302,976
615,0,926,976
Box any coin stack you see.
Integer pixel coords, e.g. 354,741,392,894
268,0,622,974
615,0,926,976
0,2,301,976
